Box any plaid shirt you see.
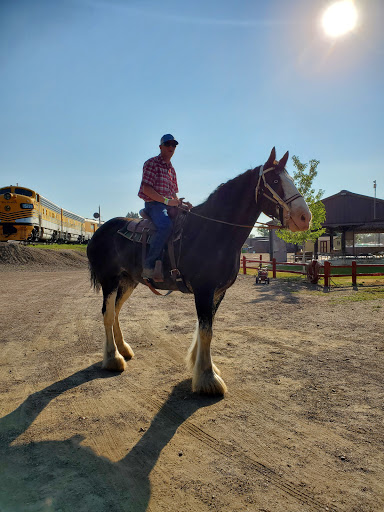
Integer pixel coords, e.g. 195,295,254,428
138,154,178,202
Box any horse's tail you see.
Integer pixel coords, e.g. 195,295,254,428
89,264,101,292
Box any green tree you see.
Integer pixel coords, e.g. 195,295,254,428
276,156,326,260
256,227,269,237
126,211,140,219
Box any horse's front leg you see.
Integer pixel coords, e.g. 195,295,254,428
187,288,227,395
102,290,126,371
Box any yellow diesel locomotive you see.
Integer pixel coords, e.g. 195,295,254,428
0,185,101,243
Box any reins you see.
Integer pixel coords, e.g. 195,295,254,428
184,209,282,230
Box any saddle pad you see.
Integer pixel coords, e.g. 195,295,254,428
117,218,154,243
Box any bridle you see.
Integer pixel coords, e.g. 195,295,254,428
255,164,303,225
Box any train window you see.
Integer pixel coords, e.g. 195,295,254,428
15,188,33,197
0,187,12,194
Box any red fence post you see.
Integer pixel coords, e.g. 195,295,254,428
352,260,357,286
242,255,246,275
324,261,330,288
259,254,262,267
272,258,276,278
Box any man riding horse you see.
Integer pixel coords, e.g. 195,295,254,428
88,147,311,395
138,134,192,281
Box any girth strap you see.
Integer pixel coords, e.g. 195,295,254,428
141,231,147,267
167,240,190,292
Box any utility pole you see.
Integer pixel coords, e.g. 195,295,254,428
373,180,377,220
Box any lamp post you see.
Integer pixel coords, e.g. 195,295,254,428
373,181,377,220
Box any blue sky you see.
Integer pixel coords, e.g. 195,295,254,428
1,0,383,226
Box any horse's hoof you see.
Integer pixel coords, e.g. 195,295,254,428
119,343,134,360
102,355,126,372
192,370,227,396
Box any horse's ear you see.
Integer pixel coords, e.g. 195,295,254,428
277,151,289,169
264,147,276,169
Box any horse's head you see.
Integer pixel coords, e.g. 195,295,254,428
256,147,311,232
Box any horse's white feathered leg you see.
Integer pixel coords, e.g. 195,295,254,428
189,289,227,395
113,283,136,360
102,290,126,371
191,322,227,395
186,321,221,376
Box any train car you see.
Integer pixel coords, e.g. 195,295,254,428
0,185,101,243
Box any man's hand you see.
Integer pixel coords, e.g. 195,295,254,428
178,198,193,210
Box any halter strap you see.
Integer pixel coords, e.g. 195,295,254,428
256,165,302,213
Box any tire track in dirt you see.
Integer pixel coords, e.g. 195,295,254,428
123,382,339,512
121,312,377,511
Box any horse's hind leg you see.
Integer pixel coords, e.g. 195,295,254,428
102,288,126,371
187,288,227,395
113,279,137,360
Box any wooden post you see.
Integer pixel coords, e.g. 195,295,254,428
324,261,330,288
259,254,262,267
352,260,357,286
272,258,276,278
242,255,246,275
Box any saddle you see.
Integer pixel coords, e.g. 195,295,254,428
117,207,189,292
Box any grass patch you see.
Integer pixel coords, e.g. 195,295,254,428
324,275,384,287
331,287,384,303
28,243,87,254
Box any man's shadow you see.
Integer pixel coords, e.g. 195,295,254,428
0,364,221,512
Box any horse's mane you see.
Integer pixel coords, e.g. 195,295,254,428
194,167,259,212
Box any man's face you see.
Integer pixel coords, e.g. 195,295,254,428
160,141,177,159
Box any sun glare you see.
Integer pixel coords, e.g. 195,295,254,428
322,1,358,37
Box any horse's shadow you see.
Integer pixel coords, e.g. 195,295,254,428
249,278,322,304
0,364,221,512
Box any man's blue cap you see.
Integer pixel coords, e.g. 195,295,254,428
160,134,178,145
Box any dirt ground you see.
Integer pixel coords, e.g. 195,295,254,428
0,244,383,512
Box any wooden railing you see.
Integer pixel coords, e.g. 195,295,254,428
241,256,384,287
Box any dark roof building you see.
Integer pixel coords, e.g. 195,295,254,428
322,190,384,232
245,190,384,259
319,190,384,256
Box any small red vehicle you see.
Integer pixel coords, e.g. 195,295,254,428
255,266,270,284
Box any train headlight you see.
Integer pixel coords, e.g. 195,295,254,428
4,193,11,200
20,203,34,209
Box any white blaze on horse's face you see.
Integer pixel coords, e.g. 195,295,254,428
280,169,311,232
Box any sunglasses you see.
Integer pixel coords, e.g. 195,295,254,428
163,141,177,148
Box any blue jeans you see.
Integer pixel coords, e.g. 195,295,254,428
144,201,173,269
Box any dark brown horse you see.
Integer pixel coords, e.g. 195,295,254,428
87,148,311,395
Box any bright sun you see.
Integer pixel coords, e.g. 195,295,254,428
322,0,358,37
